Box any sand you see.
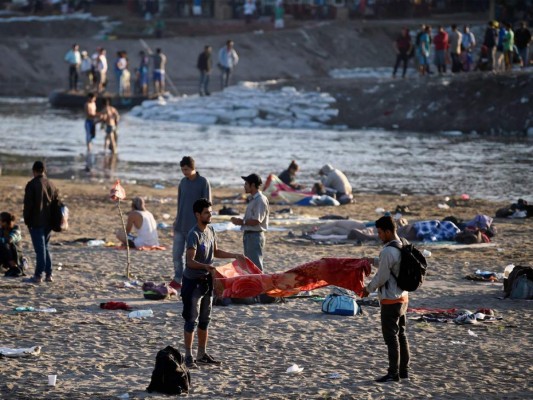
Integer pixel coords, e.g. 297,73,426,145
0,176,532,399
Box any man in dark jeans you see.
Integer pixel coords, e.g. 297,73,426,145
181,198,245,369
23,161,58,284
392,27,412,78
362,216,410,382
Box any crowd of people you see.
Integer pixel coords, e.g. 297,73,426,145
65,44,168,96
64,39,241,97
1,157,411,382
392,20,531,78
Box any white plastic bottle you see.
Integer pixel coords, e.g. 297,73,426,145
128,309,154,319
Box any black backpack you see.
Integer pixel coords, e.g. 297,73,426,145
146,346,191,395
50,198,68,233
387,239,427,292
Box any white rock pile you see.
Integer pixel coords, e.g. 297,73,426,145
129,82,339,129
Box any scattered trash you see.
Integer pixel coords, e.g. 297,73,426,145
464,262,470,267
451,341,466,345
87,240,105,247
468,329,478,337
157,222,170,229
375,207,385,214
286,364,304,374
461,194,470,200
153,184,165,190
328,373,341,379
14,307,57,313
438,203,450,209
122,280,141,288
422,249,432,258
128,309,154,319
117,394,130,399
0,346,41,358
48,374,57,386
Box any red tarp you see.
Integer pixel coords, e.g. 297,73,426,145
214,258,371,298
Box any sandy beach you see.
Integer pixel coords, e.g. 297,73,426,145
0,176,531,399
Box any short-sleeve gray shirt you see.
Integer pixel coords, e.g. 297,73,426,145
184,225,216,279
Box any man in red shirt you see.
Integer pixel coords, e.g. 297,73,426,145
434,25,449,75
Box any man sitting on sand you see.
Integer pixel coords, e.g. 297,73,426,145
182,198,245,369
115,197,159,248
318,164,353,205
0,212,23,272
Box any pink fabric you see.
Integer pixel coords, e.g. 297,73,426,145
214,258,371,298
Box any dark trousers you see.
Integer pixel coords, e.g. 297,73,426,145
381,302,410,376
393,53,409,77
69,65,79,90
29,227,52,278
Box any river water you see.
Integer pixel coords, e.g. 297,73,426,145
0,97,531,201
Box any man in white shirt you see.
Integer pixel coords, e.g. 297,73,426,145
64,43,81,91
218,40,239,89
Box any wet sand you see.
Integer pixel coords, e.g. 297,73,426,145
0,177,531,399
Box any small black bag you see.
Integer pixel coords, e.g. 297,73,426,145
50,198,69,233
147,346,191,395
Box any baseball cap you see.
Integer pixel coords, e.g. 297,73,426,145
241,173,262,187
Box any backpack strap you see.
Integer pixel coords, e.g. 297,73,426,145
384,239,405,286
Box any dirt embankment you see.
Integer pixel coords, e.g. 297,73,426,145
1,17,531,133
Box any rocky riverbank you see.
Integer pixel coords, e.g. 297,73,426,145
1,15,531,134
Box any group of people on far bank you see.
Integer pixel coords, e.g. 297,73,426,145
64,40,240,98
392,20,531,78
65,44,167,96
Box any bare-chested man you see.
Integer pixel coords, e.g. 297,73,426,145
100,98,120,154
84,93,98,153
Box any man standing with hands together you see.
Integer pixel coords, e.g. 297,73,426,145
182,198,245,369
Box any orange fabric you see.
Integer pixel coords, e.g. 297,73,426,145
214,258,372,298
380,295,408,305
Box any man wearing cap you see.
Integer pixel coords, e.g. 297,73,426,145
23,161,59,284
231,174,269,271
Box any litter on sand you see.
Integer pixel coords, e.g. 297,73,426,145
286,364,304,374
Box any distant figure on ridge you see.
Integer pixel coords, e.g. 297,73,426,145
152,48,167,95
197,45,212,96
64,43,81,92
392,27,412,79
218,40,239,90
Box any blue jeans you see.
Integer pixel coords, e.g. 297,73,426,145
181,276,213,333
199,71,210,95
518,47,529,67
29,227,52,278
220,66,232,89
172,231,187,282
243,231,265,271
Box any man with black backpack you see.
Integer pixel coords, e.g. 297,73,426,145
362,216,411,383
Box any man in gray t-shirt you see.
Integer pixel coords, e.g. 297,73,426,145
181,198,244,370
171,156,211,290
